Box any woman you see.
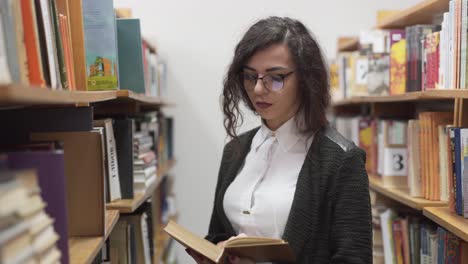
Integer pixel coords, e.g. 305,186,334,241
190,17,371,264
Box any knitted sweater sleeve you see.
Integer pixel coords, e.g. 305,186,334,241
330,147,372,264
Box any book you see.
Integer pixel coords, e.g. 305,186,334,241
117,18,146,94
20,0,46,87
94,119,122,202
389,30,406,95
368,53,390,96
114,118,135,199
82,0,119,90
0,0,21,83
408,120,422,197
6,151,70,263
164,220,295,263
49,0,68,89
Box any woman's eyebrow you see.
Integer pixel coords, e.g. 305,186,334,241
242,66,288,72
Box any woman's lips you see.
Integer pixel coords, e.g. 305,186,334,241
256,102,272,109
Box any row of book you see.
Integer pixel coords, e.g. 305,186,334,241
0,170,61,264
371,190,468,264
0,0,167,97
335,112,468,219
331,0,468,101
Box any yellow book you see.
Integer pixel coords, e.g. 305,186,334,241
164,220,296,263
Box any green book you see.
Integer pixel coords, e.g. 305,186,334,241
49,0,68,89
116,18,145,94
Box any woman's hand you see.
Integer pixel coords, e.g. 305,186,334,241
217,234,255,264
185,248,215,264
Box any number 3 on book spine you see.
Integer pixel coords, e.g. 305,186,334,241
383,147,408,176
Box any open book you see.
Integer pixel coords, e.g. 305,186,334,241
164,220,295,263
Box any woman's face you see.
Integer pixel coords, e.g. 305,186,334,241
242,44,299,130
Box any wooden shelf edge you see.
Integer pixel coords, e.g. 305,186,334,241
369,176,447,210
0,85,173,108
106,160,177,213
338,38,359,52
376,0,449,29
423,207,468,242
69,210,120,264
332,90,464,107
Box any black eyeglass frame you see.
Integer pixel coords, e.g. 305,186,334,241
241,71,295,92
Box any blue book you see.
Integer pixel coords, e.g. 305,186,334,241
116,18,145,94
7,151,70,264
454,128,463,215
82,0,119,90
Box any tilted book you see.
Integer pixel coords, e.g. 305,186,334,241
164,220,295,263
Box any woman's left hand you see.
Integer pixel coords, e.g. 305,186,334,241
227,255,255,264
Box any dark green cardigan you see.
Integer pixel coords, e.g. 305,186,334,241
205,127,372,263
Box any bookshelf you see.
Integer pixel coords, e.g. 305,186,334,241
368,176,447,210
106,159,177,213
0,85,173,108
68,210,120,264
423,207,468,242
376,0,449,29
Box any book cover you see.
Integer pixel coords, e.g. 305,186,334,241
12,0,29,84
117,18,145,94
20,0,46,87
446,231,461,262
6,151,70,264
59,14,75,90
351,53,369,97
94,119,122,202
391,219,404,264
359,117,374,172
367,53,390,96
50,0,68,89
82,0,119,90
390,37,406,95
0,0,20,83
113,118,135,199
440,125,450,202
454,128,463,215
408,120,422,197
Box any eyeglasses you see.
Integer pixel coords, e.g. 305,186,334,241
241,71,295,92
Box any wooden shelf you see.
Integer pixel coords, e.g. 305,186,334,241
423,207,468,242
338,38,359,52
69,210,120,264
106,160,176,213
332,90,462,107
376,0,449,29
0,85,172,109
369,176,447,210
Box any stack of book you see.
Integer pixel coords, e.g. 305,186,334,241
0,170,61,263
0,0,166,95
133,126,157,194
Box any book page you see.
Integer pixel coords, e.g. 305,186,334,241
224,236,285,247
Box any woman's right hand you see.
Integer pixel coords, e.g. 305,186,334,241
186,248,215,264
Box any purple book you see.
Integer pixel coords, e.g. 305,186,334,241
7,150,70,264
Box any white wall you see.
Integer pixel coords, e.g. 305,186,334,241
114,1,420,262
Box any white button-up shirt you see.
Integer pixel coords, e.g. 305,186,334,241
223,117,313,239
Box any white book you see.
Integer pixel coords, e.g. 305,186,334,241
39,0,61,89
140,213,151,264
439,15,445,89
439,125,449,202
461,0,468,88
379,209,395,264
94,119,122,202
449,1,455,88
0,0,20,83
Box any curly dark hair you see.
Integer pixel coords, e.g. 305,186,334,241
222,16,330,141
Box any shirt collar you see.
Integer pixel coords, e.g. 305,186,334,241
255,117,304,152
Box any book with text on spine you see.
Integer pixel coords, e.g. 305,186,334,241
164,220,296,263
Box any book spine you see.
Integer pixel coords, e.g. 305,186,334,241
49,0,68,89
455,128,463,215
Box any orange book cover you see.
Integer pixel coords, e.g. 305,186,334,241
392,219,404,264
20,0,46,87
419,113,429,199
390,39,406,95
67,0,86,90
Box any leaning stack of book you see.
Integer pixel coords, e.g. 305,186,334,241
133,126,157,194
0,169,61,263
